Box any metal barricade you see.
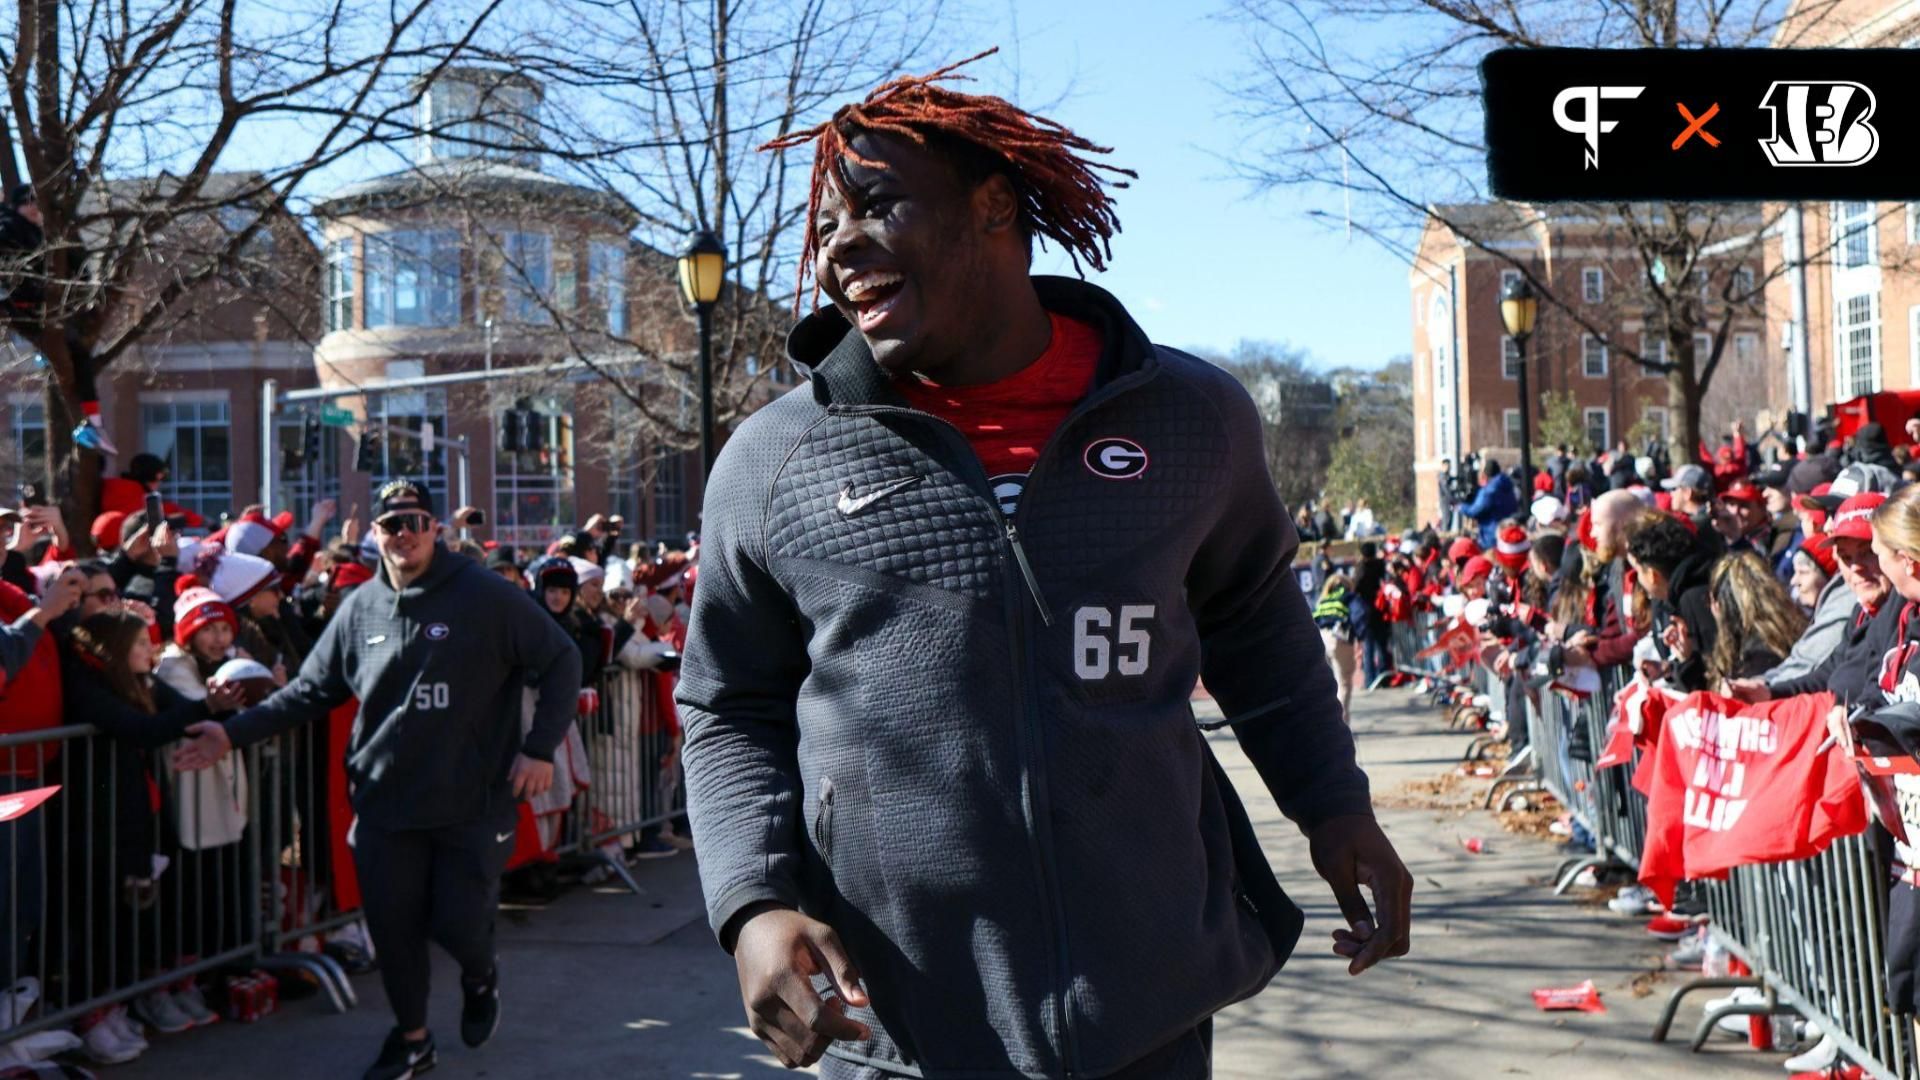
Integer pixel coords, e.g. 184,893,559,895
2,663,689,1049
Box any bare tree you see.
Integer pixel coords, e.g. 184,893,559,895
1205,340,1337,509
1219,0,1894,462
1,0,510,533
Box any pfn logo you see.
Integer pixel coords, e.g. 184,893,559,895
1551,85,1645,170
1758,81,1879,167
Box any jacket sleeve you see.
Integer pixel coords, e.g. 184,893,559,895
0,614,41,682
1188,378,1372,829
71,667,212,750
675,433,813,949
1461,481,1495,523
221,602,355,748
505,586,582,763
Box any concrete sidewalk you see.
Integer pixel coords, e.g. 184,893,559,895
108,688,1784,1078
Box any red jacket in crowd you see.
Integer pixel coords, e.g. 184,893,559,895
0,581,62,777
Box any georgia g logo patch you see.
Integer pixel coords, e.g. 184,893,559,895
424,622,451,641
1084,437,1148,480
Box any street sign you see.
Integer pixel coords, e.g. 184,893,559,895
319,405,354,428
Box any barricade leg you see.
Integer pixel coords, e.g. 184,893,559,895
1650,975,1763,1042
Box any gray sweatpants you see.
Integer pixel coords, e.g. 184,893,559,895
350,808,518,1032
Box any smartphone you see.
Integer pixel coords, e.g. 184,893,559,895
17,483,45,508
462,508,486,527
144,492,164,525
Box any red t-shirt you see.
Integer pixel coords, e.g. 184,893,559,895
893,312,1102,517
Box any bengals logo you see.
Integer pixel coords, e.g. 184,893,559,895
1757,81,1879,167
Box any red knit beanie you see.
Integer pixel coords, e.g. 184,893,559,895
173,586,237,649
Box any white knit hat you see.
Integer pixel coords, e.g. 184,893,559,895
569,556,604,585
177,541,278,606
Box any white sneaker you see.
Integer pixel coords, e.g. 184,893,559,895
1570,866,1600,888
1667,930,1709,969
82,1015,145,1064
132,988,194,1034
173,980,219,1026
0,976,39,1028
107,1003,150,1049
1704,987,1765,1035
1783,1034,1839,1072
1608,884,1657,915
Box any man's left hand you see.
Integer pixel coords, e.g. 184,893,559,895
1307,813,1412,975
510,754,554,800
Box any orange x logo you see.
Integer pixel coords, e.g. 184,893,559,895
1673,102,1720,149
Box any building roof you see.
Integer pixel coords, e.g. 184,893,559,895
315,158,640,226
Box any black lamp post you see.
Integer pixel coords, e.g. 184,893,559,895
1499,274,1540,479
677,229,726,477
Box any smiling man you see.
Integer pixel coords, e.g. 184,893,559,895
172,480,582,1080
678,52,1410,1079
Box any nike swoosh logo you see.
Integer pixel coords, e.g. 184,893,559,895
366,635,387,645
496,831,514,843
836,475,922,517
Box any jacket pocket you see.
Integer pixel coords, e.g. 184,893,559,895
814,777,836,866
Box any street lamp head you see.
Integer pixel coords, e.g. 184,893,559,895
677,229,726,309
1499,274,1539,341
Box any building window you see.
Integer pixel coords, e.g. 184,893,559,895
653,446,688,541
1583,407,1611,451
277,409,342,525
367,388,450,508
365,230,460,328
500,231,552,324
1582,267,1604,303
325,237,354,332
1643,406,1670,442
1835,201,1877,270
1503,408,1522,450
2,403,45,499
1836,292,1881,398
1732,266,1756,298
494,396,574,549
1582,334,1607,377
1734,333,1756,362
141,399,232,524
1641,334,1667,373
1501,336,1521,379
1693,333,1714,363
588,241,627,336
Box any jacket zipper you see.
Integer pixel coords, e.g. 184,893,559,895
842,364,1161,1076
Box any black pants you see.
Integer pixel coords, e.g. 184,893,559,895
820,1019,1213,1079
350,810,516,1032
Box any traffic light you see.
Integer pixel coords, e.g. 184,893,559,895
356,428,382,473
522,408,545,452
303,415,323,462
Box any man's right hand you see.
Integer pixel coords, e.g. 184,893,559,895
731,903,871,1068
1724,677,1772,704
172,721,233,771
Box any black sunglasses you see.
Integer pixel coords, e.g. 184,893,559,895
375,512,434,534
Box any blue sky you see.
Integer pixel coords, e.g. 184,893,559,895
970,1,1414,368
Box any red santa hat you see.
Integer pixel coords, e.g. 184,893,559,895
172,587,237,648
1459,556,1493,584
1492,524,1532,574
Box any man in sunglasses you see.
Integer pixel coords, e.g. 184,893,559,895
172,479,582,1080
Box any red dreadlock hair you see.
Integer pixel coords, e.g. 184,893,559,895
761,47,1136,310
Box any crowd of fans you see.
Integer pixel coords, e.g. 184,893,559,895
0,453,694,1068
1330,416,1920,1075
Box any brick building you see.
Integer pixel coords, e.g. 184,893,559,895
1409,203,1770,526
1760,0,1920,417
4,67,789,550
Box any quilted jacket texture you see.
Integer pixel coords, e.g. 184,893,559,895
677,277,1372,1078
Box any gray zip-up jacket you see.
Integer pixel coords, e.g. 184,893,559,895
678,278,1373,1079
223,543,582,831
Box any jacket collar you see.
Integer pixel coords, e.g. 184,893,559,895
784,275,1160,409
